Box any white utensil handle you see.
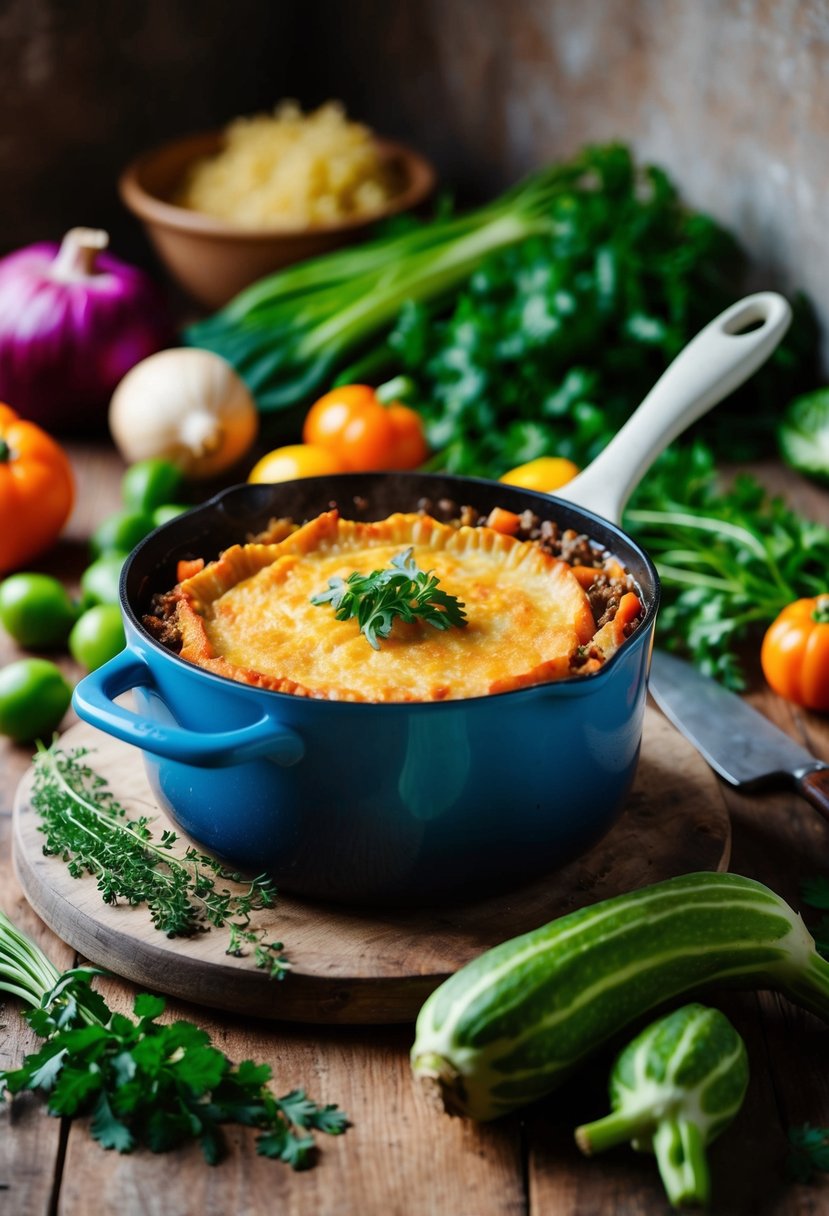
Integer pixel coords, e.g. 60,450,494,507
555,292,792,524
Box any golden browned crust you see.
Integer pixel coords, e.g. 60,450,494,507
169,510,633,702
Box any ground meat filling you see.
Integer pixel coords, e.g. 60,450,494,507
414,496,640,636
143,497,642,663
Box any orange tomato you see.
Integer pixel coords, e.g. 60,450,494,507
386,403,430,470
760,595,829,711
303,384,428,471
0,403,74,574
248,443,346,484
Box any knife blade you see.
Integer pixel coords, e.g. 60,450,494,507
648,649,829,822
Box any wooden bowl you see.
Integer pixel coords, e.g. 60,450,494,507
119,130,436,310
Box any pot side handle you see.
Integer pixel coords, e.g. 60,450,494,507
555,292,792,524
72,650,305,768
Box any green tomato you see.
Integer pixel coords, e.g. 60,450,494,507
69,605,126,672
151,503,190,526
122,459,185,513
91,509,155,558
80,552,127,608
0,573,79,648
0,658,72,742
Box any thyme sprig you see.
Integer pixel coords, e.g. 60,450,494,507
310,546,467,649
30,745,289,979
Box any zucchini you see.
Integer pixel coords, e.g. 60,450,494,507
575,1003,749,1209
411,872,829,1120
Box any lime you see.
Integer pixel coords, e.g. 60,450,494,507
0,658,72,741
69,605,125,672
90,510,155,558
122,459,184,513
0,573,78,648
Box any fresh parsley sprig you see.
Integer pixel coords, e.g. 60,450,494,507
31,745,289,979
0,910,347,1167
310,546,467,650
624,441,829,689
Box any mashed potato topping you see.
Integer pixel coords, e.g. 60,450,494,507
176,101,398,228
155,511,641,703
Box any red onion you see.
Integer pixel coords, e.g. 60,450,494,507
0,227,172,431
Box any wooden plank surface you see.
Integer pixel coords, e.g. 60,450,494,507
0,444,828,1215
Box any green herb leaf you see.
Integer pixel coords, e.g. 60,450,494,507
274,1089,345,1133
134,993,166,1021
171,1044,228,1093
91,1091,135,1153
21,1044,67,1093
311,546,467,649
787,1124,829,1183
778,388,829,486
50,1064,104,1116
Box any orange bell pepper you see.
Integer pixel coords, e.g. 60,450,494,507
0,404,74,574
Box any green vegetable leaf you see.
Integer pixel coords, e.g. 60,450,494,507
787,1124,829,1183
171,1044,228,1093
778,388,829,486
276,1088,349,1137
801,877,829,912
91,1091,135,1153
17,1044,67,1093
257,1126,316,1169
311,546,467,649
49,1065,104,1116
234,1059,273,1089
134,993,166,1021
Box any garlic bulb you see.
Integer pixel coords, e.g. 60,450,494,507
108,348,258,479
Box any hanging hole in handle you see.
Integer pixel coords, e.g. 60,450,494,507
722,306,770,336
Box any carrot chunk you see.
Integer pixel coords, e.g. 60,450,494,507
614,591,642,641
177,557,205,582
485,507,522,535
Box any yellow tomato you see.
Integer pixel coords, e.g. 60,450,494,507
248,444,346,484
499,456,580,492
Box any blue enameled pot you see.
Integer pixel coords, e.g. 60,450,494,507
73,471,658,904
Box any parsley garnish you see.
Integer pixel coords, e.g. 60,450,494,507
0,910,348,1167
310,546,467,650
30,745,289,979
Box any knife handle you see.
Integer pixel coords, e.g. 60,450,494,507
798,769,829,822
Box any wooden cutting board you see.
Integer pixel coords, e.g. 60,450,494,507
13,704,729,1025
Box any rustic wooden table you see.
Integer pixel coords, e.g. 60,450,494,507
1,443,828,1216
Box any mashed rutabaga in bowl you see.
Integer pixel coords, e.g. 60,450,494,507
175,101,401,229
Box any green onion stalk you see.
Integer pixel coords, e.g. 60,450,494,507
0,907,63,1009
184,160,592,414
0,907,105,1036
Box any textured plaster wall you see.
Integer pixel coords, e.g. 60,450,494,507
1,0,828,357
306,0,829,358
